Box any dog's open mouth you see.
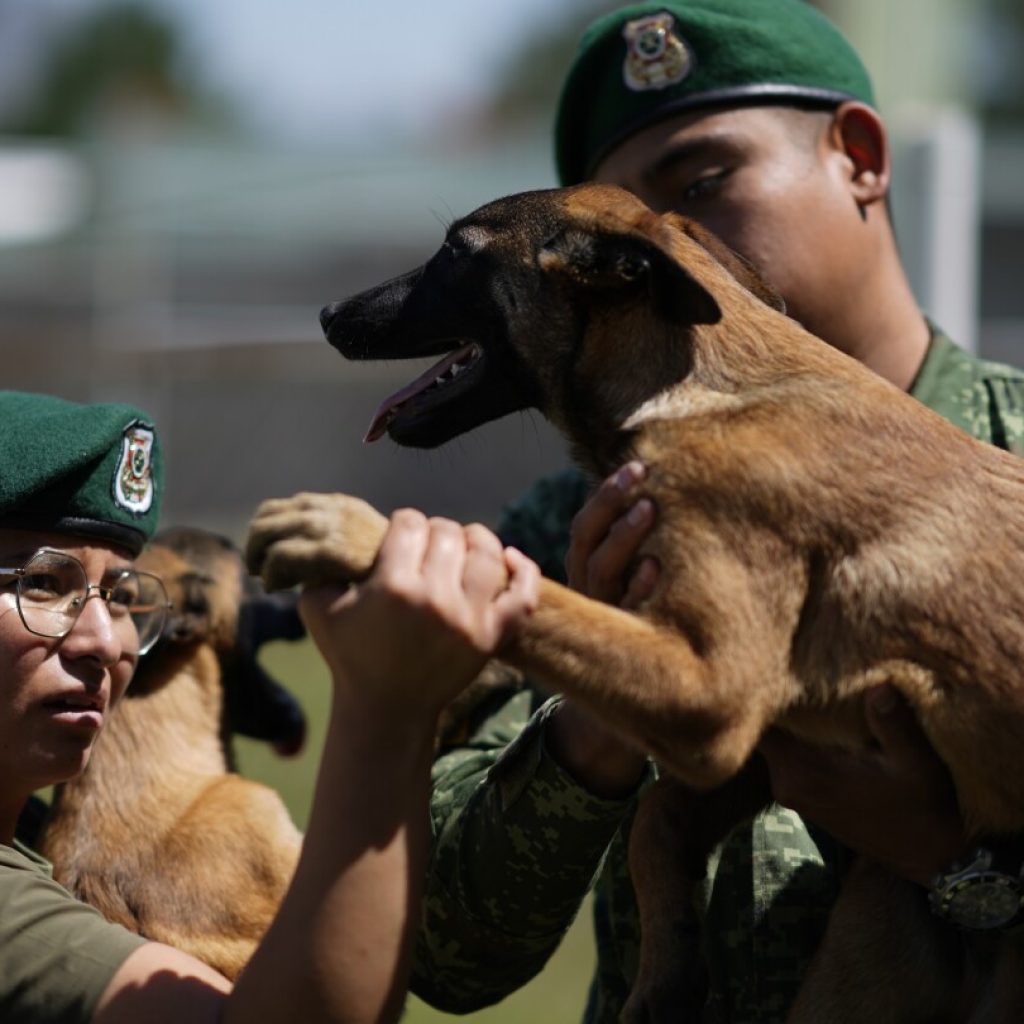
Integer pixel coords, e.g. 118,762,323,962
364,343,483,442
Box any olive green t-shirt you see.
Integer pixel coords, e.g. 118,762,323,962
0,840,146,1023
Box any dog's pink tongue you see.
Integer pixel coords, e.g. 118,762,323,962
364,383,424,444
364,345,474,442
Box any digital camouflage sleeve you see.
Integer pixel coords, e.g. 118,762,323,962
410,330,1024,1023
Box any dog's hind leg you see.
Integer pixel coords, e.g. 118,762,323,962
623,760,772,1024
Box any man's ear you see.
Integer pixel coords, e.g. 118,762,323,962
830,101,890,211
674,217,787,314
538,227,721,326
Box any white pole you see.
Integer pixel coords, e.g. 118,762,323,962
889,106,981,352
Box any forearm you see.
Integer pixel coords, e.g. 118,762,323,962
96,513,540,1024
227,694,437,1024
545,699,647,798
413,697,640,1011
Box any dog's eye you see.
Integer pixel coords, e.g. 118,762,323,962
444,227,490,256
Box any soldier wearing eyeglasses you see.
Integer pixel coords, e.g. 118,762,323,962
0,389,540,1024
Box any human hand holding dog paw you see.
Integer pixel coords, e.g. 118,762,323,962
548,461,660,798
300,509,539,724
758,684,967,885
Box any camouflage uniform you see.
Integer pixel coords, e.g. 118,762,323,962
411,330,1024,1023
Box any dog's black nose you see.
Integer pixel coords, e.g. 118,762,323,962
319,303,339,335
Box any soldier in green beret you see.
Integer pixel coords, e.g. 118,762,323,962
412,3,1024,1022
0,390,539,1023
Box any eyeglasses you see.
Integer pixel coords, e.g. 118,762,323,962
0,548,171,656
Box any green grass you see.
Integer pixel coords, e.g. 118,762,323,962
402,909,595,1024
236,636,596,1024
232,637,332,827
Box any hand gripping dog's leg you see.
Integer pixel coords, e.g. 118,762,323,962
246,492,389,592
246,493,790,791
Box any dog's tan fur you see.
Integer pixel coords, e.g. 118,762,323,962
247,184,1024,1020
41,538,302,980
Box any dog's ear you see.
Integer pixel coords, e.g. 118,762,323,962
160,571,215,646
538,228,721,326
672,217,786,314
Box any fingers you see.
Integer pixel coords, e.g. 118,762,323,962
373,508,430,587
318,511,532,657
492,547,540,639
566,461,657,605
376,514,513,625
419,517,468,604
566,462,645,589
462,523,509,604
621,556,660,610
300,510,533,717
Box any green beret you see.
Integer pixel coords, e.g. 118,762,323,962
555,0,876,185
0,391,162,556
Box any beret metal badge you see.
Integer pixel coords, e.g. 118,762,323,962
622,13,692,92
113,420,156,515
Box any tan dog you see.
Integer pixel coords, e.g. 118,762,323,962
247,184,1024,1021
41,528,305,980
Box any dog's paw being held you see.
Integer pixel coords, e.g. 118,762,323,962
245,491,389,591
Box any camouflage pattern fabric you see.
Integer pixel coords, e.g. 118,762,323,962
410,329,1024,1022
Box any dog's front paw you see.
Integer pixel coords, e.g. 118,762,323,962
245,492,389,592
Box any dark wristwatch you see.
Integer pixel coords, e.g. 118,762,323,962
929,846,1024,930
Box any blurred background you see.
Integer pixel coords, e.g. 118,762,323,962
2,0,1022,1020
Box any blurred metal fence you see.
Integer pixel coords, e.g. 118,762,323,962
1,126,1022,539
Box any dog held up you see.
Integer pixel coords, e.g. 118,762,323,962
248,183,1024,1022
